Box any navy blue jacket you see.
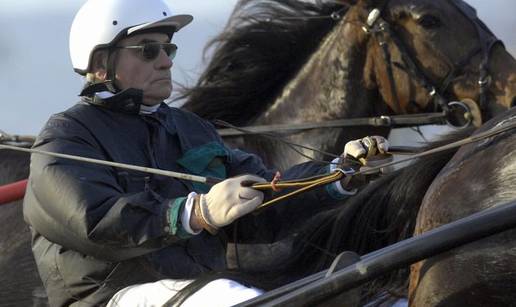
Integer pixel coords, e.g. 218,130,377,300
23,93,343,306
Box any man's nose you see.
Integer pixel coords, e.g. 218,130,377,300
155,48,173,69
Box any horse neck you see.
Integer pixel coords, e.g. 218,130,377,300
247,19,388,169
255,19,375,125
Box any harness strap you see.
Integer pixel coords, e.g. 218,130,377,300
249,119,516,210
363,0,505,119
439,46,482,95
376,28,404,114
215,112,447,137
253,171,344,209
2,118,514,209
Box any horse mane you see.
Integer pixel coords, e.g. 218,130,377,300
179,0,347,125
280,128,475,299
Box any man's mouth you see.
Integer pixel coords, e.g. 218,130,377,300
154,76,171,82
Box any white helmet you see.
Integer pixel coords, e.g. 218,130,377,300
70,0,193,75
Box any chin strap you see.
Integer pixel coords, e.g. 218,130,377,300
105,49,119,91
80,83,144,114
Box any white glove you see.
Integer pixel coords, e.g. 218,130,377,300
343,136,389,163
198,174,265,233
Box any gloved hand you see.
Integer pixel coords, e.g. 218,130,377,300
193,174,266,234
343,135,389,165
338,136,390,191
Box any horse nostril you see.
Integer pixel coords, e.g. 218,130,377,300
511,97,516,108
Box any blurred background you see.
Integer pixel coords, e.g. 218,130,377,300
0,0,514,138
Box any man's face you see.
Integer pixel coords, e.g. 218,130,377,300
114,32,173,106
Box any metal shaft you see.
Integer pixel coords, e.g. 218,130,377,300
0,144,221,185
238,199,516,306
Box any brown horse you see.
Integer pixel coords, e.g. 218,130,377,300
182,0,516,170
181,0,516,274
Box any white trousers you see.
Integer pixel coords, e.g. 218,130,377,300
106,278,264,307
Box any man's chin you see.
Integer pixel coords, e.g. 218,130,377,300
143,91,172,105
156,82,172,91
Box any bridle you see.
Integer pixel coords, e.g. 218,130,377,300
212,0,507,143
361,0,504,127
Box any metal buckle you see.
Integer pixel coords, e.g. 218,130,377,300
380,115,392,126
478,75,491,86
445,101,473,129
330,11,341,20
429,87,437,97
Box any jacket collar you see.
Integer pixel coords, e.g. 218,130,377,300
80,82,146,115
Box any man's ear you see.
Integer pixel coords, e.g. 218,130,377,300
90,50,108,81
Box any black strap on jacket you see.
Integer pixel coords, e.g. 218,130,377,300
80,82,145,114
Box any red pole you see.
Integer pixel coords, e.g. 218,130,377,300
0,179,28,205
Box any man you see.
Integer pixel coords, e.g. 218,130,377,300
23,0,388,306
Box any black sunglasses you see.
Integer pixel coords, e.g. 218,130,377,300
114,42,178,61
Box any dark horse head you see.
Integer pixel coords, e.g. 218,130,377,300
182,0,516,169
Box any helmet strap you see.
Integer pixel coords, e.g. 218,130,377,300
104,48,120,93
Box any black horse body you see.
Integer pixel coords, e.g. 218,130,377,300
409,108,516,306
168,109,516,306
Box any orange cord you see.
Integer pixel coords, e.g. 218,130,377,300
271,171,282,192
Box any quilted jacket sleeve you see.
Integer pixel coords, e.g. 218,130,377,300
23,114,189,261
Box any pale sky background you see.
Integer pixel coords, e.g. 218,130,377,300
0,0,515,138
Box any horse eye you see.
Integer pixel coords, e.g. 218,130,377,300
417,14,441,29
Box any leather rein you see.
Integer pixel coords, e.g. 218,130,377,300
253,118,516,209
2,118,514,208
